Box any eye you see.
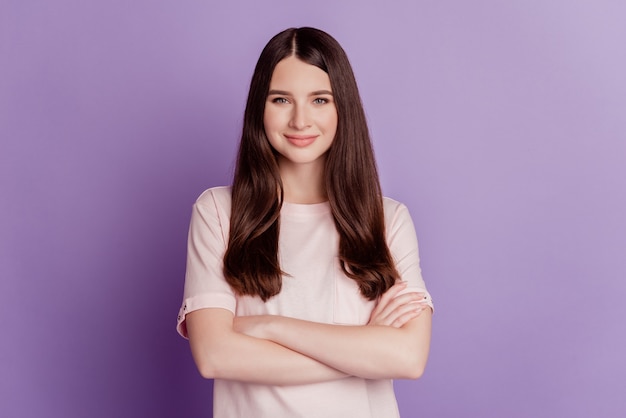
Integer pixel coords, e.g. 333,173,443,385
313,97,329,105
271,97,289,104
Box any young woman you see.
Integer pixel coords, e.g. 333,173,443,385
177,27,434,417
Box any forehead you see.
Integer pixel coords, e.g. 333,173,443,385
269,56,332,90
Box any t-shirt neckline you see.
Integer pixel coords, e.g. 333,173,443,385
281,200,331,216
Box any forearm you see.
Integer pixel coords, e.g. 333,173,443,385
256,309,432,380
197,332,350,385
186,308,349,385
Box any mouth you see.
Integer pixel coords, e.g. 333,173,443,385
284,134,318,147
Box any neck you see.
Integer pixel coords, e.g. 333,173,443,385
278,157,327,204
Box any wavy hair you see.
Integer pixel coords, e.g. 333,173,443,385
223,27,399,301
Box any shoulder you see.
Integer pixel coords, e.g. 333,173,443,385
382,196,406,211
195,186,232,211
190,186,232,234
382,196,411,221
382,196,417,237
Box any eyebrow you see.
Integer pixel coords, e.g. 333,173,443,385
267,89,333,96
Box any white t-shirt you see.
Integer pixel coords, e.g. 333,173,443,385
177,186,434,418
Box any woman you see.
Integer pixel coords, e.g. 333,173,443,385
177,27,434,417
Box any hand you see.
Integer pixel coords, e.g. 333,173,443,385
368,281,428,328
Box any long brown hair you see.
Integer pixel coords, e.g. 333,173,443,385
224,27,399,302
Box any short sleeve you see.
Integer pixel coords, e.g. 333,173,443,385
176,188,237,338
384,198,434,311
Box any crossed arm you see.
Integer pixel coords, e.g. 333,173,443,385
186,281,432,386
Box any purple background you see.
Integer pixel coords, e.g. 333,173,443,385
2,1,625,417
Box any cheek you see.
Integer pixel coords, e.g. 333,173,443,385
263,108,283,134
262,109,271,132
325,113,338,135
263,111,278,148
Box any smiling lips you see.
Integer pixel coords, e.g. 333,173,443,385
284,134,318,147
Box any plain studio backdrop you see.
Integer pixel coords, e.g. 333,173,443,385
1,1,624,417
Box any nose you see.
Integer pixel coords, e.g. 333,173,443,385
288,104,311,130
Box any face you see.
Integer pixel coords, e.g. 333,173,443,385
263,56,338,169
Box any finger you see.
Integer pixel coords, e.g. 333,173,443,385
378,281,408,307
391,309,423,328
374,295,422,326
375,283,415,316
373,298,425,327
380,297,428,326
389,303,428,328
370,281,408,318
376,292,425,321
